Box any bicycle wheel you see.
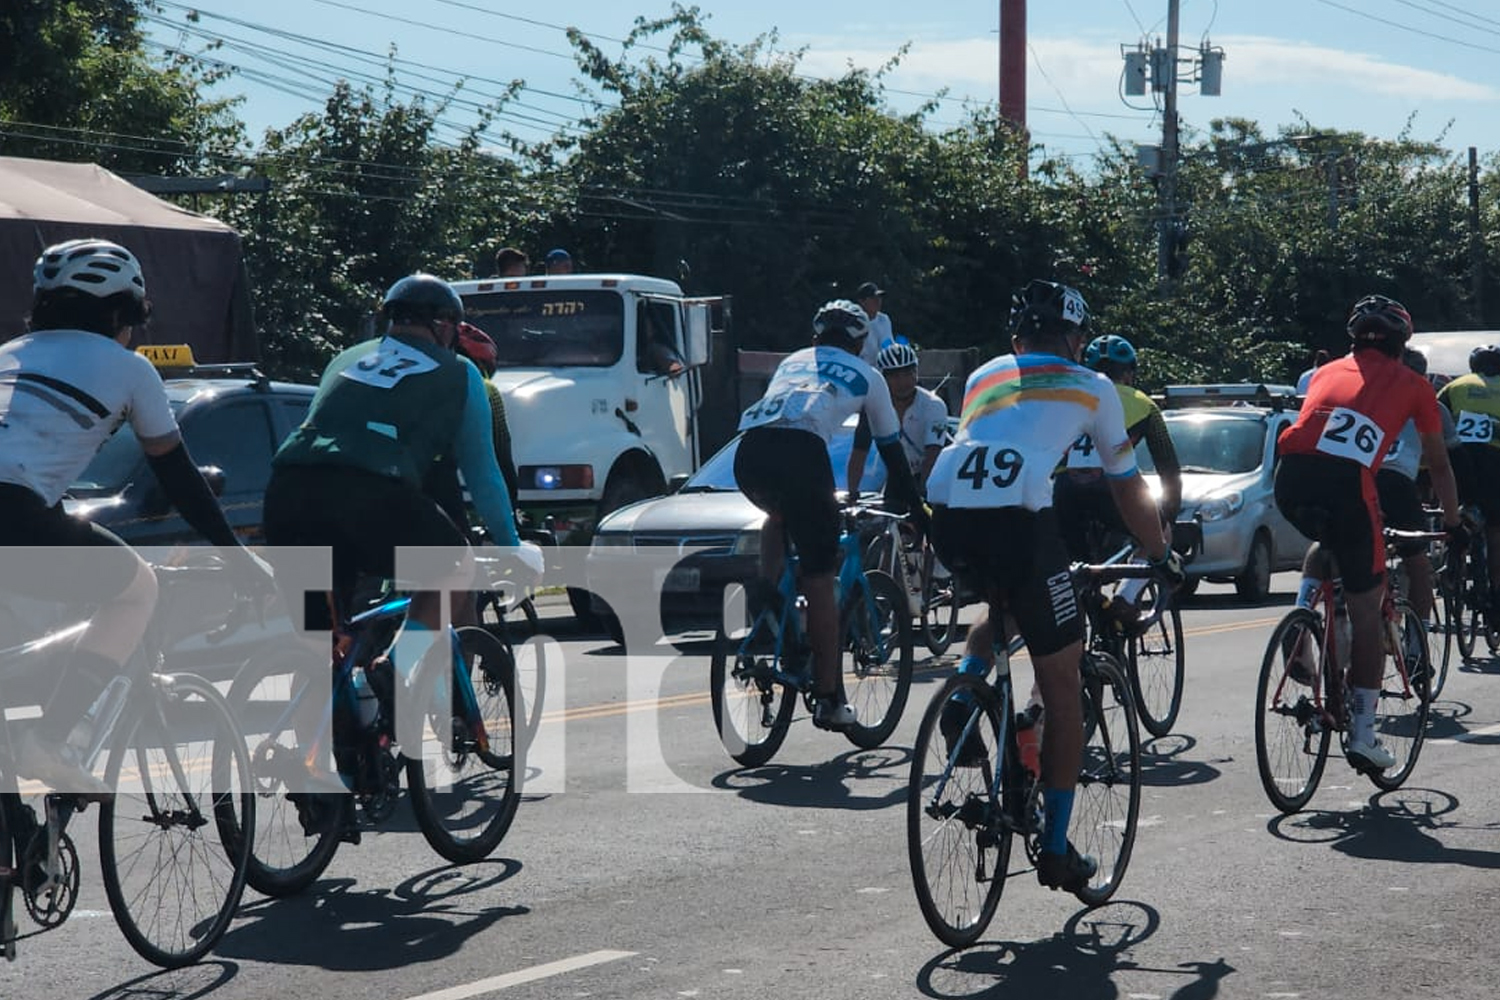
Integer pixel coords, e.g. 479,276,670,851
709,628,795,767
479,591,544,741
0,796,15,962
223,641,342,898
1254,608,1331,814
920,552,962,657
100,672,253,968
1127,595,1185,739
907,674,1008,948
1424,582,1455,701
1458,543,1486,660
1072,652,1141,907
405,627,522,864
1367,602,1432,792
842,570,914,750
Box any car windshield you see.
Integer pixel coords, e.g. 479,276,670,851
1140,413,1267,475
460,289,624,368
682,419,885,493
69,400,188,495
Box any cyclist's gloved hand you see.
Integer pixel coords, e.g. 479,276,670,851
222,545,276,598
907,502,932,541
513,541,546,582
1445,520,1470,555
1148,548,1186,592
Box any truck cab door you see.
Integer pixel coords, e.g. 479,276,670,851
632,298,694,479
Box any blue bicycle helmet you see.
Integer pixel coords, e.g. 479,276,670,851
1084,334,1137,370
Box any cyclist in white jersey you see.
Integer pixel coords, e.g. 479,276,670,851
0,239,271,795
734,300,925,730
846,341,950,505
926,279,1183,893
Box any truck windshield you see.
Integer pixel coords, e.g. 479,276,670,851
462,289,624,368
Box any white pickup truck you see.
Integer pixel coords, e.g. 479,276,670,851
451,273,726,546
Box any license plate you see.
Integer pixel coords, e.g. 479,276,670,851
655,566,701,592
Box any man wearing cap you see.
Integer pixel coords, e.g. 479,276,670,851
855,281,891,366
544,248,574,275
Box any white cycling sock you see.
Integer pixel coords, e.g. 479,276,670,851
1351,686,1379,744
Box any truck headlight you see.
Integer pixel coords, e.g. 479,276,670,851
523,464,594,490
1197,491,1244,522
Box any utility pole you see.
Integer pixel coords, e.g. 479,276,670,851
1124,0,1223,285
1156,0,1181,285
1470,146,1485,325
999,0,1028,178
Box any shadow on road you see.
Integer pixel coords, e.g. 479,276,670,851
915,900,1235,1000
215,861,527,970
710,745,912,810
1138,734,1223,788
1269,786,1500,868
86,961,239,1000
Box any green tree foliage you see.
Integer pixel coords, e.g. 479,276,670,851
0,1,243,173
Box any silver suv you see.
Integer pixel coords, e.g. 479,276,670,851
1138,384,1309,601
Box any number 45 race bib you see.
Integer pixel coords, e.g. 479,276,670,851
1315,406,1385,468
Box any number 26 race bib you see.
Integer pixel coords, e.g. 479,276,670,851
1315,406,1384,468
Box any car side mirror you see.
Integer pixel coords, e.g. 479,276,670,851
667,473,690,494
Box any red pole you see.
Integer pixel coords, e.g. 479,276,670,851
999,0,1028,175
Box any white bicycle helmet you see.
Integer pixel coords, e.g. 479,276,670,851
33,239,146,302
876,341,919,371
812,299,871,341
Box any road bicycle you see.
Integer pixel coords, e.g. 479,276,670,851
225,568,523,898
710,503,914,767
1389,504,1457,700
1254,526,1442,814
1447,506,1498,663
474,552,543,746
0,562,255,968
859,505,962,656
906,560,1146,948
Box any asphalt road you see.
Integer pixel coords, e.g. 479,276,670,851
6,572,1500,1000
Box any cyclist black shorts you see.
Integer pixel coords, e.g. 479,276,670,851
1052,472,1126,563
1454,443,1500,522
930,504,1083,657
733,427,840,575
1376,468,1426,558
1274,453,1382,594
263,464,469,631
0,482,141,604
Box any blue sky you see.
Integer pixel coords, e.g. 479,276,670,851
140,0,1500,166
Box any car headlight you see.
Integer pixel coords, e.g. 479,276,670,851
731,530,760,557
1197,492,1244,522
590,532,631,553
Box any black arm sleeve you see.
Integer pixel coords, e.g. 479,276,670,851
852,410,873,451
1133,410,1182,518
145,443,239,548
876,439,922,511
489,387,521,502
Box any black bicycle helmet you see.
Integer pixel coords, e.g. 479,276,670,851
381,273,464,326
1346,294,1412,350
1009,279,1090,342
1469,344,1500,377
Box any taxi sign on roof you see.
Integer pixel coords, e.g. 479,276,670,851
136,344,197,368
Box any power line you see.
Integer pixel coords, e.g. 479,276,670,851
1422,0,1500,28
1387,0,1500,36
1028,42,1104,153
1310,0,1500,55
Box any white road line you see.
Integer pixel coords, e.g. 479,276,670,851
1429,721,1500,744
400,950,636,1000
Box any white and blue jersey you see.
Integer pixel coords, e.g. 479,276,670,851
739,346,900,446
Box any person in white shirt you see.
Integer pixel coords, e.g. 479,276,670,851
846,341,950,504
855,281,893,366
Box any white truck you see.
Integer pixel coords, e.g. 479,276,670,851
450,273,725,546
